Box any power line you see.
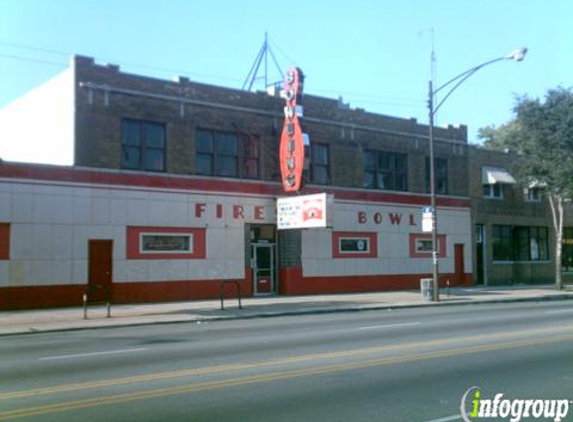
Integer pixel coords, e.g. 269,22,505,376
0,40,425,110
0,53,66,67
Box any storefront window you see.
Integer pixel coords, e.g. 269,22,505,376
493,225,549,261
492,225,513,261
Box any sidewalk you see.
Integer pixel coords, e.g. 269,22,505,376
1,285,572,336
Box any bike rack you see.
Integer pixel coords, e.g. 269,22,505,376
220,281,243,311
83,284,112,319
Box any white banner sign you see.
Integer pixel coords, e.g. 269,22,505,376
277,193,333,230
422,207,434,233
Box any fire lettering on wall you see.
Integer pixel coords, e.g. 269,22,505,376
193,203,267,221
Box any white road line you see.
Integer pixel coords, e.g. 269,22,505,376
546,309,573,314
39,348,147,361
358,322,421,330
421,414,462,422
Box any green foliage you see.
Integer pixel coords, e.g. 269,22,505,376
479,87,573,196
479,87,573,289
477,120,521,151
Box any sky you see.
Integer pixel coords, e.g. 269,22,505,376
0,0,571,163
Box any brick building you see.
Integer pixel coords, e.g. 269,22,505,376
0,55,486,309
469,147,573,286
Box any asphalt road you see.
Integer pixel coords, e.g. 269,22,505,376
1,301,572,422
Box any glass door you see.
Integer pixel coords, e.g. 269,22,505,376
252,244,277,295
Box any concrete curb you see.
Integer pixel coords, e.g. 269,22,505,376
1,293,572,337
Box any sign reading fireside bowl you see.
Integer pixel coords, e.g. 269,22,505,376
279,67,307,192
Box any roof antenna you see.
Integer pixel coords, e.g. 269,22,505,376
242,32,284,92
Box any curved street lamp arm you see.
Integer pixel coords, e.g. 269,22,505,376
432,56,505,115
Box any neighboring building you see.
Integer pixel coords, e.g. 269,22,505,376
0,55,473,309
468,147,573,285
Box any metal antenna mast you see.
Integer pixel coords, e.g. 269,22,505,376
242,32,284,91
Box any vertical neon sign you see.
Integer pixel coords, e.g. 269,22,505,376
279,67,306,192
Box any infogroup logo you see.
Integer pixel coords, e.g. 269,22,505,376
460,386,571,422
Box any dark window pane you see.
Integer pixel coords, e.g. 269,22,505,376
122,146,140,169
216,156,238,177
515,227,530,261
122,120,141,146
492,225,513,261
144,148,165,171
394,154,407,172
197,130,213,153
437,178,448,194
437,159,448,177
378,172,391,189
364,171,376,188
364,151,376,169
340,238,369,252
313,144,328,165
142,235,190,252
395,174,408,191
215,133,239,155
145,123,165,148
378,153,391,170
538,227,549,260
313,166,328,185
196,154,213,175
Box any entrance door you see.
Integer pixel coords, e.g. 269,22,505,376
455,243,465,284
252,244,277,296
88,240,113,301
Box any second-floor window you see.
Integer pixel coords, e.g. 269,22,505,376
196,129,259,179
122,119,166,172
524,187,542,202
425,157,449,194
483,183,503,199
363,150,408,191
310,143,330,185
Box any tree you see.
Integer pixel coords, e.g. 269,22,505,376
478,87,573,289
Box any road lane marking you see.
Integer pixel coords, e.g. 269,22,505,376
38,348,147,361
359,322,421,330
4,323,573,401
546,309,573,314
421,414,462,422
2,333,573,421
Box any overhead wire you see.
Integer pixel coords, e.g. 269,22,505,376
0,39,425,111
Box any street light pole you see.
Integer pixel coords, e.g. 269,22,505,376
427,47,527,302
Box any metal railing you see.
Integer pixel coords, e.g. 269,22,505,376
220,281,243,311
83,284,112,319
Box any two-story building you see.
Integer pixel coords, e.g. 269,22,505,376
0,55,474,309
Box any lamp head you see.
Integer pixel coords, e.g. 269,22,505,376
506,47,528,62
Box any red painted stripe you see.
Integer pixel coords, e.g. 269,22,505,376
0,162,470,208
282,271,473,295
0,272,473,309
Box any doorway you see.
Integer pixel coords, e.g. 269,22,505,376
88,240,113,301
454,243,465,284
252,243,277,295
